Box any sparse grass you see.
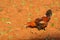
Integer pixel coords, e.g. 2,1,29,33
51,23,55,27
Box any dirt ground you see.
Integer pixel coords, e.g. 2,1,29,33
0,0,60,40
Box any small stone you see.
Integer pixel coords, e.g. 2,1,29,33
5,21,12,24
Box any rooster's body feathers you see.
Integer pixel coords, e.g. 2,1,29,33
27,9,52,30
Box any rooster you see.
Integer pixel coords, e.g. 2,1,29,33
26,9,52,30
